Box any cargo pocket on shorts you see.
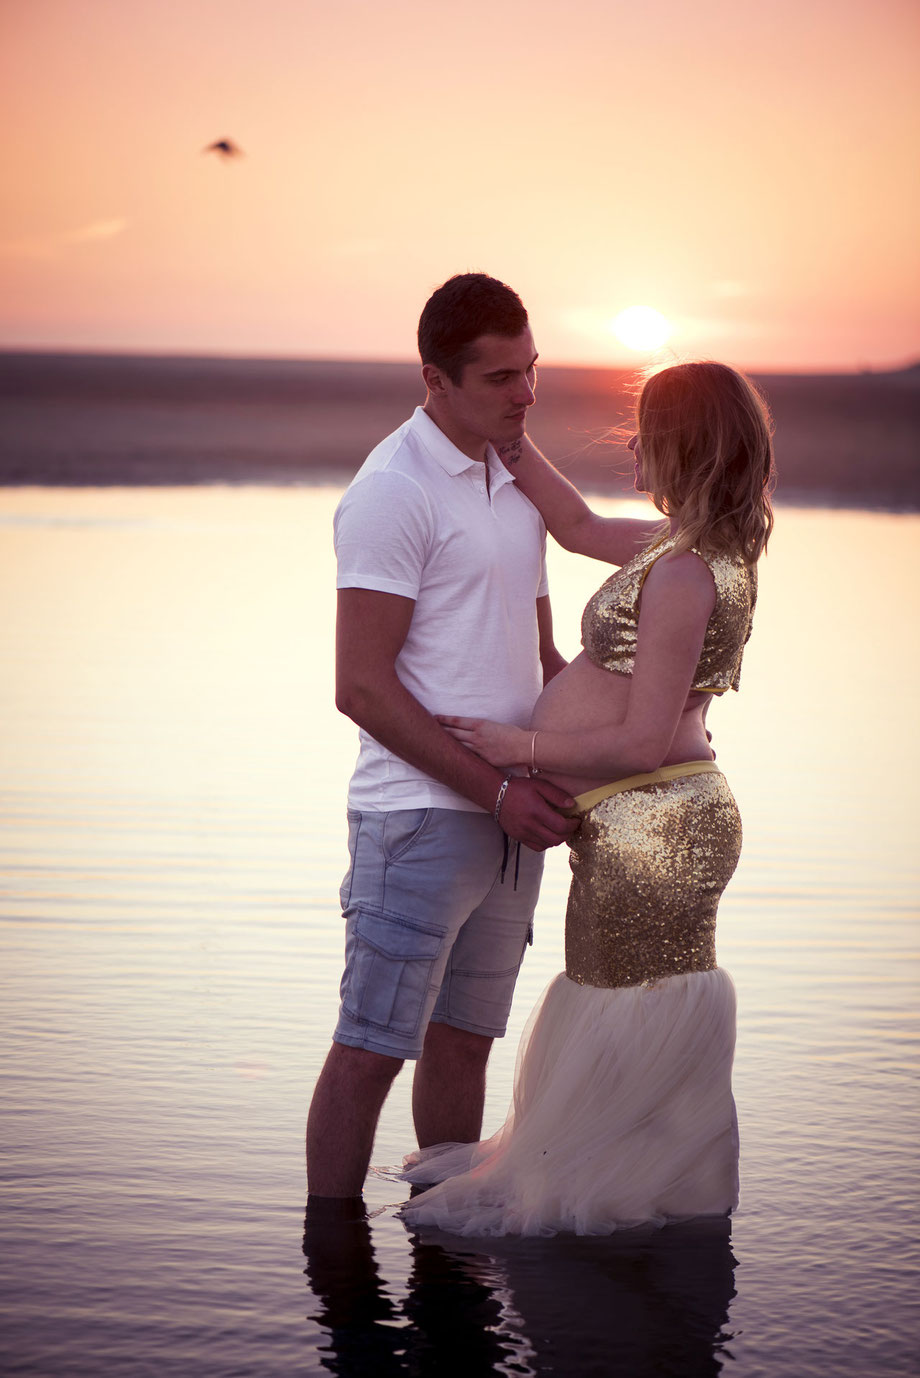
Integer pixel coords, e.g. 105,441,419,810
341,908,445,1037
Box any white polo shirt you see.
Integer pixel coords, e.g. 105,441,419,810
334,406,549,812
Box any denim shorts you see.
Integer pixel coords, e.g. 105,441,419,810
333,808,544,1059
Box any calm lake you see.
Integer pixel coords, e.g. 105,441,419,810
1,486,917,1377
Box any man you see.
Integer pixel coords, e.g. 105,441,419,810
306,273,577,1200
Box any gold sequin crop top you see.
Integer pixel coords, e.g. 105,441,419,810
581,535,757,693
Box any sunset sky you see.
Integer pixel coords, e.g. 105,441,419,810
2,0,918,371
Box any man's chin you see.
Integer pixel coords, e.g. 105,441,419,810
497,418,528,443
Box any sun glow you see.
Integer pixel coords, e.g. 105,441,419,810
611,306,672,352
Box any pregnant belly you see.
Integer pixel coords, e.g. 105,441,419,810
530,650,714,797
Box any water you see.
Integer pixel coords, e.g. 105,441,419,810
1,487,917,1376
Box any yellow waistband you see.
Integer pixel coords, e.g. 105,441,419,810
569,760,721,815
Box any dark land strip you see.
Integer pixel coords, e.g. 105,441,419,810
1,352,918,508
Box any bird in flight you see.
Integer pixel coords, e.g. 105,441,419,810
203,139,243,159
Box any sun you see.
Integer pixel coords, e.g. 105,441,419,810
611,305,672,352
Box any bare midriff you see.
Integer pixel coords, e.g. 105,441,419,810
529,649,715,797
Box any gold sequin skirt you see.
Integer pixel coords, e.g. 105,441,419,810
566,762,742,989
400,764,742,1237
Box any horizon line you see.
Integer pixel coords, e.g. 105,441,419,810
1,343,918,379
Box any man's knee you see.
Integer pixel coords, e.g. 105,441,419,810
421,1020,493,1067
325,1040,405,1089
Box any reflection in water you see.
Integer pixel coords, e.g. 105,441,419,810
402,1234,512,1375
493,1219,737,1377
302,1198,407,1376
303,1197,511,1376
303,1199,736,1377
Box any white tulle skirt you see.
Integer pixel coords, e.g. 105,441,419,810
400,966,738,1238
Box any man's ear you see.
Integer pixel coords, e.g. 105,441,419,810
421,362,450,397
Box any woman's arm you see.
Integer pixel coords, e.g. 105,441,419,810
440,552,716,777
499,434,661,566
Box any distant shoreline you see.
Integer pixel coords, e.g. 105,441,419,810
4,345,918,376
2,351,918,507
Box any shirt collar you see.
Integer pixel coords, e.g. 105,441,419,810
410,406,517,493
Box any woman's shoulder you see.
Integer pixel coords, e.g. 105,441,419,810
682,543,756,601
642,545,718,614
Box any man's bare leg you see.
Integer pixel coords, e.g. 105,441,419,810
306,1042,403,1197
412,1021,493,1148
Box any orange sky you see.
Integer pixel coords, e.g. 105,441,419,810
1,0,918,370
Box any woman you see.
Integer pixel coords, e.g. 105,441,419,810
399,361,775,1237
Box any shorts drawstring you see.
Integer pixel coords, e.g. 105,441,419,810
500,833,522,891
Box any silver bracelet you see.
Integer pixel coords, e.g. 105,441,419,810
530,730,540,776
493,775,512,822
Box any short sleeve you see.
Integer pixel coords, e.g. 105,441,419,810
333,470,433,599
537,522,549,599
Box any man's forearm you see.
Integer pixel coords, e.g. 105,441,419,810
338,671,504,812
536,595,567,686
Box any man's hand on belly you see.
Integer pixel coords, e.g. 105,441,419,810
499,778,579,851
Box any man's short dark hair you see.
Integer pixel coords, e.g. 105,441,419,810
418,273,528,384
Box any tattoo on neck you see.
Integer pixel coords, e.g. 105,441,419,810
500,440,523,465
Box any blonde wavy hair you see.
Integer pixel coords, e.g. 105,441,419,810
637,361,775,564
